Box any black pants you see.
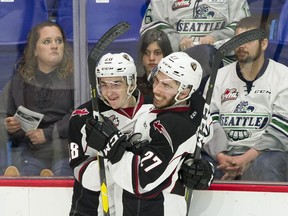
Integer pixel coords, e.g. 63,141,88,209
69,180,100,216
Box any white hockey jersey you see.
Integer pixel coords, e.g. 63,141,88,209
204,58,288,157
108,93,213,216
68,90,153,215
141,0,250,42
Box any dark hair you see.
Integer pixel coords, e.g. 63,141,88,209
140,29,173,57
236,15,269,38
18,20,73,81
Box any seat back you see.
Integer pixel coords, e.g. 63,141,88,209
247,0,285,16
268,0,288,66
57,0,146,42
0,0,48,90
0,0,48,45
276,0,288,42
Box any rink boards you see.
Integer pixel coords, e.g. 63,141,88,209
0,178,288,216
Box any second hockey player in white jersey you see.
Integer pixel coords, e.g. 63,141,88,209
69,53,153,215
86,52,214,216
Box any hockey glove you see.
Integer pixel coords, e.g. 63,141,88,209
179,154,214,190
85,117,128,164
126,133,149,155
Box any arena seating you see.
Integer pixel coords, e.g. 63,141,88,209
0,1,48,170
247,0,285,16
0,0,48,90
276,0,288,42
56,0,148,60
247,0,288,66
57,0,146,41
0,0,287,89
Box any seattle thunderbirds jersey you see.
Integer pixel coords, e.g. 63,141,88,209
141,0,250,42
204,58,288,157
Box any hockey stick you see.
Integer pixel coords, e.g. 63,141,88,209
87,21,130,216
88,21,130,112
185,28,267,215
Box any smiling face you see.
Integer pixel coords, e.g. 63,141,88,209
99,76,135,109
142,41,164,76
152,71,180,109
34,26,64,73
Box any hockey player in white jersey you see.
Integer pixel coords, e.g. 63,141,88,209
68,53,153,215
202,15,288,181
141,0,250,50
86,52,214,216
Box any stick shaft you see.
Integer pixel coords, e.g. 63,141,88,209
87,21,130,216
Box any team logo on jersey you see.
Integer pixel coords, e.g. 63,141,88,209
220,101,270,141
194,5,216,19
234,101,254,113
144,9,152,24
221,88,238,103
71,108,89,117
153,120,174,153
172,0,191,11
108,114,119,128
176,3,225,36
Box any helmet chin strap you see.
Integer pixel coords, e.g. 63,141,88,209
101,93,133,109
100,96,112,107
173,92,188,105
103,83,136,108
173,85,193,105
120,83,136,107
119,95,132,108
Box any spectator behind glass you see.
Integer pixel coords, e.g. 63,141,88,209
141,0,250,52
137,21,180,95
2,20,74,177
202,15,288,182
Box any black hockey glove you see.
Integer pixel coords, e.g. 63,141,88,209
85,117,128,164
126,133,149,155
179,154,214,190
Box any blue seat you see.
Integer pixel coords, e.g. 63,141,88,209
45,0,59,21
265,1,288,67
0,0,48,46
247,0,286,41
266,41,288,67
276,0,288,42
0,0,48,90
57,0,146,42
56,0,148,59
247,0,285,16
